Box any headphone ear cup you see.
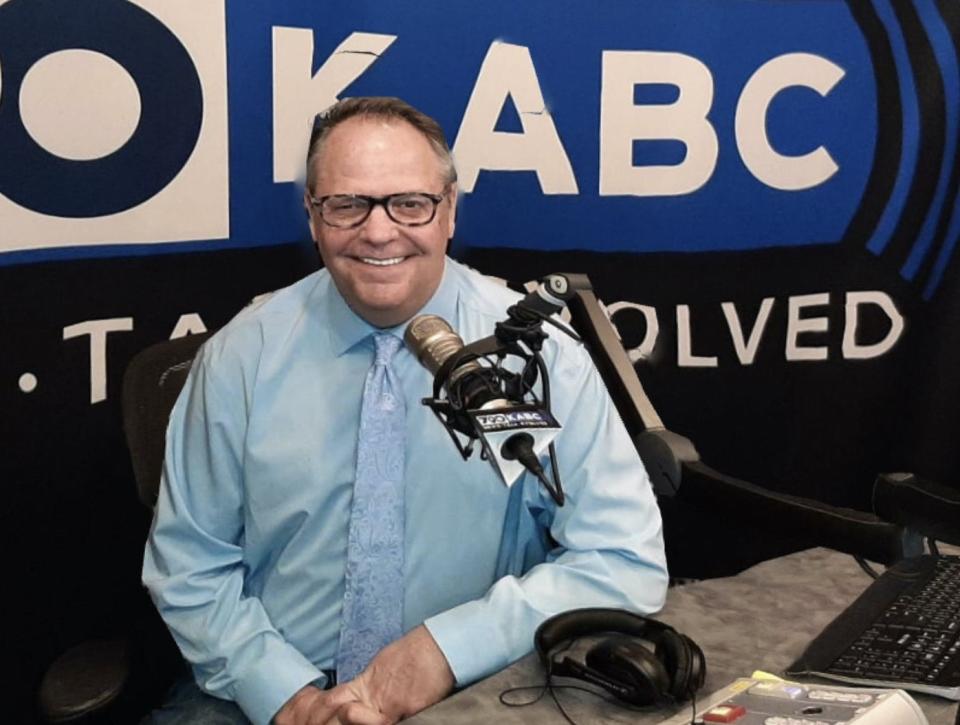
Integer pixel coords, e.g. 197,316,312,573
650,629,692,700
584,638,671,706
681,633,707,693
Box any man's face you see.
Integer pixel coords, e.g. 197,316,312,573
306,117,457,328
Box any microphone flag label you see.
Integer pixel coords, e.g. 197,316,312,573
469,404,561,486
472,406,560,432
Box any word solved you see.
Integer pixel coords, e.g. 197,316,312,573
608,290,903,367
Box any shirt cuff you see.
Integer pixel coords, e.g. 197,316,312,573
424,599,514,686
232,646,324,725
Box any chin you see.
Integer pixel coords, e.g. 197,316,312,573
353,288,419,326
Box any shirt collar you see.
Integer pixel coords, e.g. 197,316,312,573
325,257,460,357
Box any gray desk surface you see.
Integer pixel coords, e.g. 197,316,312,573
409,547,959,724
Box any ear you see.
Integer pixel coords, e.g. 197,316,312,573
304,192,320,242
445,185,458,239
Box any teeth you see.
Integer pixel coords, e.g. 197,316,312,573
360,257,404,266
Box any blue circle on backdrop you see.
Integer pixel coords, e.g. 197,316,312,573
0,0,203,217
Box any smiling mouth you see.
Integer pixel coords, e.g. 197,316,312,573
358,256,406,267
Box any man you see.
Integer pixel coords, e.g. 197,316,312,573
143,97,668,725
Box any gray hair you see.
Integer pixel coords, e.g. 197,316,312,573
305,97,457,192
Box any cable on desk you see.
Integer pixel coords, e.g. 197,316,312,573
500,682,598,725
854,554,880,579
856,538,944,580
499,671,701,725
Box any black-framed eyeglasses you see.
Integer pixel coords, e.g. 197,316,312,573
307,192,445,228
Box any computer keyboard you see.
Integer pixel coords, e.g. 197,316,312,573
787,554,960,700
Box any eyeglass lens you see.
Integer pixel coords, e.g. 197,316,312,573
322,193,438,227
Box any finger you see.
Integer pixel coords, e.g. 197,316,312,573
334,701,391,725
324,685,363,710
304,690,356,725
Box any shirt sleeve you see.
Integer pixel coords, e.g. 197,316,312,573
423,344,669,686
141,338,323,725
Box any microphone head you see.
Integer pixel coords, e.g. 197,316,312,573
405,315,503,412
404,314,465,374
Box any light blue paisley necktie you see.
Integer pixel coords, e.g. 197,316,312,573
336,332,406,682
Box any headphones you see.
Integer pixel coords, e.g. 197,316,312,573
535,608,706,707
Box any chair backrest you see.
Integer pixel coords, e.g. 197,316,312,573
122,332,213,508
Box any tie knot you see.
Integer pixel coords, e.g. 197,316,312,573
373,333,402,366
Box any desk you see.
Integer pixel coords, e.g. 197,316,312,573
409,548,959,724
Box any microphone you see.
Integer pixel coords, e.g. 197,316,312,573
405,314,562,492
404,314,509,418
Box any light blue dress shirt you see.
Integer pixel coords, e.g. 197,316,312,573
142,258,668,725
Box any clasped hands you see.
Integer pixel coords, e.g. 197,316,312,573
273,625,455,725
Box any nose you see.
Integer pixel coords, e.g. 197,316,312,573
360,203,400,244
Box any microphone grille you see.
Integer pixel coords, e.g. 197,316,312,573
404,315,465,374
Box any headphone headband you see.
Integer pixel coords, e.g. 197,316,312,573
535,607,676,663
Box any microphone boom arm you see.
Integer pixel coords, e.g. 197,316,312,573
553,273,923,567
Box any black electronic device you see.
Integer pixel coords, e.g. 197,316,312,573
534,608,706,707
788,554,960,700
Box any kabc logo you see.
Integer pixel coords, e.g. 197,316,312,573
0,0,228,253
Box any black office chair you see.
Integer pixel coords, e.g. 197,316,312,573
37,331,213,724
121,332,214,508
